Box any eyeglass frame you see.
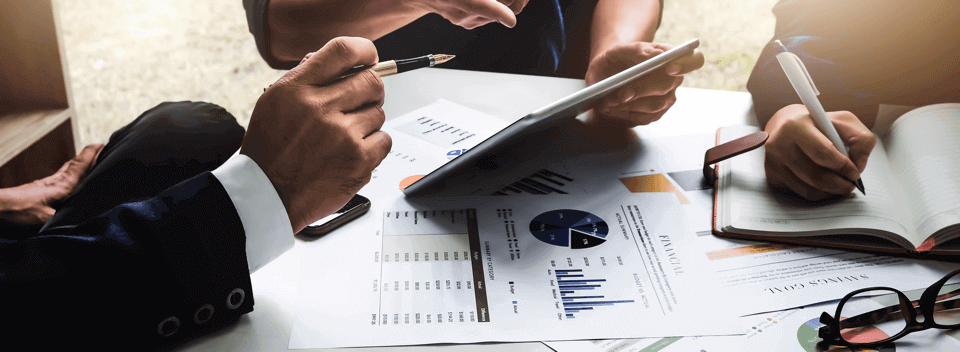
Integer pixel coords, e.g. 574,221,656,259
817,267,960,348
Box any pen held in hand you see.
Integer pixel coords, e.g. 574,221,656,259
774,40,866,195
264,54,454,92
335,54,455,82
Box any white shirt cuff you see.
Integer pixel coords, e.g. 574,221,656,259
211,153,294,273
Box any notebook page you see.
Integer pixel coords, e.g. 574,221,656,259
883,103,960,242
718,127,916,248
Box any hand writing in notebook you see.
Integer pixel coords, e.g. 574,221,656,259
763,104,876,201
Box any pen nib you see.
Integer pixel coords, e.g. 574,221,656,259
855,178,866,195
431,54,455,66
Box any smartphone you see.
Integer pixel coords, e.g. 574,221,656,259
298,194,371,236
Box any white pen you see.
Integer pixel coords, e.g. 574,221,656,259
774,39,866,195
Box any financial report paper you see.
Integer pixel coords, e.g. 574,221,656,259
286,100,952,348
287,101,743,348
289,191,743,348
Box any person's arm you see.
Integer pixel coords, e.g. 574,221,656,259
588,0,660,62
745,2,881,201
584,0,704,127
264,0,427,66
246,0,519,69
2,36,392,348
748,42,878,200
212,152,295,273
1,172,257,349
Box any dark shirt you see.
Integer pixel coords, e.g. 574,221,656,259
747,0,960,126
243,0,663,76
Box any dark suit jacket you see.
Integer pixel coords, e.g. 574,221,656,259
1,172,253,349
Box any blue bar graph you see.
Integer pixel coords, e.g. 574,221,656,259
557,285,600,290
561,296,604,301
557,279,607,284
555,270,634,318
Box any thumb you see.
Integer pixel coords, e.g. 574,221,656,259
665,51,705,76
48,144,104,190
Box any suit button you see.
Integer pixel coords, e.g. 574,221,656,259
194,304,215,324
157,316,181,337
226,288,245,309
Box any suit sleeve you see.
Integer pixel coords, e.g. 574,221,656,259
1,172,255,349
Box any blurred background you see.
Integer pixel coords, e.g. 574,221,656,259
57,0,778,147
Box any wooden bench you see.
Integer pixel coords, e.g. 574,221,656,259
0,0,78,187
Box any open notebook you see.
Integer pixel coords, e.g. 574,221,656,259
713,103,960,258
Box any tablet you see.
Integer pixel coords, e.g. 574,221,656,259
402,38,700,197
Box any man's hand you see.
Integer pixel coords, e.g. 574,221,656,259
0,144,104,225
585,42,704,127
764,104,876,201
422,0,520,29
241,37,392,232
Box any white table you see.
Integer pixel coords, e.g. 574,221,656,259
177,68,758,351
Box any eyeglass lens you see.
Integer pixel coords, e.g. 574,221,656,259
933,272,960,326
837,293,909,344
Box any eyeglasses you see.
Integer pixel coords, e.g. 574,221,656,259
817,268,960,348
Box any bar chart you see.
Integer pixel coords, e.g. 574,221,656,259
377,209,490,325
395,116,479,147
555,269,634,319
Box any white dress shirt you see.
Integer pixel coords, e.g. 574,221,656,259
211,153,294,273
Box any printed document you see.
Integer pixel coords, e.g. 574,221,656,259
289,191,743,348
555,131,956,315
288,102,742,348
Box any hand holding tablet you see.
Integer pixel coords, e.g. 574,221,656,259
403,39,701,198
586,41,706,127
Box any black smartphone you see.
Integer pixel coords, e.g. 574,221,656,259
298,194,371,236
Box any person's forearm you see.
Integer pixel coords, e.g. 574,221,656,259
266,0,430,64
590,0,661,62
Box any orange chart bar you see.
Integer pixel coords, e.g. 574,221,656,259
399,175,425,190
618,174,690,204
706,243,801,261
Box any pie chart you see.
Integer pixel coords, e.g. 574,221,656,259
529,209,608,249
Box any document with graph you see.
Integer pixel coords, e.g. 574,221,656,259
288,190,745,348
551,128,957,316
551,128,958,316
